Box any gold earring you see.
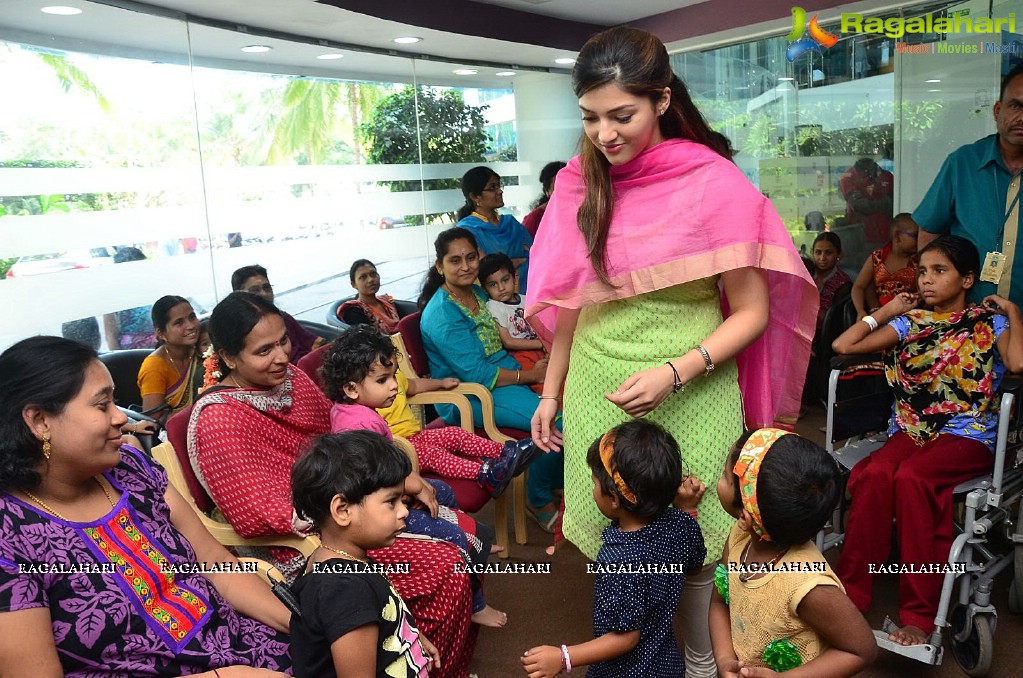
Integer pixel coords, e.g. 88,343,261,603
42,434,51,461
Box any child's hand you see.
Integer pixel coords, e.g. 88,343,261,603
983,294,1018,316
739,665,780,677
674,475,706,511
716,658,743,678
420,635,442,670
521,645,563,677
439,377,460,389
412,476,439,518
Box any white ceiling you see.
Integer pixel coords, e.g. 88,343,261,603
0,0,919,88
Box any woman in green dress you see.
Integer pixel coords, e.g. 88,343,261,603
526,27,817,677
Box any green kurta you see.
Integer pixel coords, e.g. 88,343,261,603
562,278,742,563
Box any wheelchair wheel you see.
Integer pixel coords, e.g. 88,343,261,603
950,605,993,677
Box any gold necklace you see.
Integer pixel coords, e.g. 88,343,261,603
318,544,393,584
163,347,193,376
318,543,368,563
444,284,478,311
738,540,788,583
22,477,116,522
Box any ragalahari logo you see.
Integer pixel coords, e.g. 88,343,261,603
786,7,839,61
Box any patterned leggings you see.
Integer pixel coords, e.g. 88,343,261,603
409,427,502,479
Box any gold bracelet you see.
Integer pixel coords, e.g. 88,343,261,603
516,370,521,384
539,395,560,400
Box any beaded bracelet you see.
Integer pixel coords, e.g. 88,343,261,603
560,644,572,673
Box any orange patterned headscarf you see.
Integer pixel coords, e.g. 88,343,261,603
599,431,637,506
733,428,790,541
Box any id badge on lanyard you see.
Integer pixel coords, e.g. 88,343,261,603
984,174,1023,285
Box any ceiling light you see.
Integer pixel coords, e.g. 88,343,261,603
778,77,795,81
317,53,344,60
453,69,478,75
394,37,422,44
241,45,272,53
496,71,516,77
554,58,575,65
927,88,941,92
41,6,82,15
926,78,941,83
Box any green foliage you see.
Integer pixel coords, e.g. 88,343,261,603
36,53,111,113
360,87,488,194
264,79,388,166
359,87,489,224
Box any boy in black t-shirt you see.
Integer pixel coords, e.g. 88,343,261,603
290,431,441,677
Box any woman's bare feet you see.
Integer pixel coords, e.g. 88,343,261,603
471,605,508,628
889,624,928,645
490,544,505,554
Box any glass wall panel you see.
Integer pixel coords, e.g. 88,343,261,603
0,1,559,349
672,0,982,270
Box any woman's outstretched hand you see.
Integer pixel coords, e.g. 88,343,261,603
605,365,674,417
531,397,563,452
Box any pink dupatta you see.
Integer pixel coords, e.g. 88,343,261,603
524,139,818,427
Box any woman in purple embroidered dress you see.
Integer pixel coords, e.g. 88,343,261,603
0,336,291,677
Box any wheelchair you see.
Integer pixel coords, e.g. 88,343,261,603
820,356,1023,676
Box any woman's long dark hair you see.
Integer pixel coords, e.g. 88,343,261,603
573,27,725,285
418,227,479,310
531,161,567,209
456,166,499,221
0,337,97,492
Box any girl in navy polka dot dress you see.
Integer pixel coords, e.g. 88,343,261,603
522,420,706,677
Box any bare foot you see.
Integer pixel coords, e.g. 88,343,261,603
471,605,508,628
490,544,505,554
889,624,928,645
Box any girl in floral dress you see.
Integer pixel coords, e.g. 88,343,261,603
832,235,1023,646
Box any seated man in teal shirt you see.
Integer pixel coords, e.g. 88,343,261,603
915,61,1023,306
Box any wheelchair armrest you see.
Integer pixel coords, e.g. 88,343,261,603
830,353,883,370
1000,374,1021,395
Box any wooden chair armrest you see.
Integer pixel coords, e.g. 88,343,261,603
236,556,282,585
451,382,513,442
393,435,420,474
407,390,476,433
202,516,322,559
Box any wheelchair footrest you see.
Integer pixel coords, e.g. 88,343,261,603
873,616,943,665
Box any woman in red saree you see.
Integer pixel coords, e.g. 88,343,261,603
188,291,477,677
